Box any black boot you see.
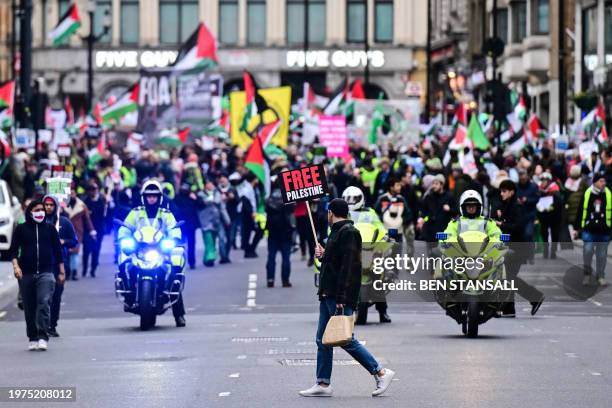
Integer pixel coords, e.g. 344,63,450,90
379,313,392,323
175,316,186,327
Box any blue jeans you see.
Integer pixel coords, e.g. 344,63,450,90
266,237,291,283
315,298,381,385
582,231,611,279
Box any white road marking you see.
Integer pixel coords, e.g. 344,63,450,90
218,392,231,397
565,353,577,358
591,372,602,376
237,355,247,360
229,373,240,378
246,274,257,308
0,311,7,320
250,328,259,333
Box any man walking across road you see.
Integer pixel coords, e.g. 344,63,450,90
43,195,78,337
574,173,611,286
10,200,65,351
300,198,395,398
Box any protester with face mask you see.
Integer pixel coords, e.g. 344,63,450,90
9,200,65,351
43,195,78,338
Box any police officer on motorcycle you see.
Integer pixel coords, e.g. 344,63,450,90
342,186,392,325
445,190,501,239
119,180,187,327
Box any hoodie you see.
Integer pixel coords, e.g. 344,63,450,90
9,200,63,275
43,195,78,272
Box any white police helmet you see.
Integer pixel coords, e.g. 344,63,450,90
459,189,483,217
342,186,365,211
141,179,164,206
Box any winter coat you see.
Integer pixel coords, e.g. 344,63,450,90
317,220,362,308
9,201,63,275
63,197,95,253
420,190,458,242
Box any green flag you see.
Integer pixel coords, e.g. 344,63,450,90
467,114,490,150
369,94,385,145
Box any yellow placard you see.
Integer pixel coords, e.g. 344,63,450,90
230,86,292,148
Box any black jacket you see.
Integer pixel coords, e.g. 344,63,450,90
318,220,362,308
265,191,295,239
9,216,63,275
420,190,458,242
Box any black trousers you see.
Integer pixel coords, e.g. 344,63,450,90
83,234,104,276
538,216,559,257
49,283,64,330
296,216,315,260
504,257,544,310
19,273,56,341
242,220,263,255
184,226,197,268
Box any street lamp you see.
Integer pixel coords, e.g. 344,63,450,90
84,0,111,112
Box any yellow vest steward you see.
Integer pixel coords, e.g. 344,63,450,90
118,207,182,241
581,187,612,228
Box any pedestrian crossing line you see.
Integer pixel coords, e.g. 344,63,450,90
218,392,231,397
246,274,257,308
229,373,240,378
549,277,603,307
0,310,6,320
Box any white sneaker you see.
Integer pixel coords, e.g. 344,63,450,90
28,341,38,351
582,276,591,285
598,278,608,287
37,339,48,351
299,384,333,397
372,368,395,397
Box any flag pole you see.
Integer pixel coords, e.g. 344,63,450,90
305,201,319,248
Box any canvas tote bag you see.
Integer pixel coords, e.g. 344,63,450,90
322,308,354,346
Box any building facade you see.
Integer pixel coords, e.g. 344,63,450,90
574,0,612,128
0,0,12,82
30,0,427,110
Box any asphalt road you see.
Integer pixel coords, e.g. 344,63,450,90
1,236,612,408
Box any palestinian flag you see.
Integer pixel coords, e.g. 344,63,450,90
240,71,270,132
0,80,14,110
467,113,490,150
244,135,270,197
87,132,106,167
323,79,349,115
448,124,470,150
0,80,15,127
344,79,366,117
172,23,218,73
102,83,139,123
65,97,74,125
49,4,81,47
527,113,546,139
258,120,281,147
301,82,328,113
159,128,190,146
451,103,467,126
594,103,608,143
506,95,527,132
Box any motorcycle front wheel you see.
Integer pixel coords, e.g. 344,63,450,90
139,279,157,331
465,301,479,338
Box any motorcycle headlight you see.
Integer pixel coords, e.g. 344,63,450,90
144,250,161,264
119,238,136,253
160,239,176,252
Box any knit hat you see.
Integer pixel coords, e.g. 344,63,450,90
593,172,606,184
433,174,446,185
569,165,581,179
328,198,349,218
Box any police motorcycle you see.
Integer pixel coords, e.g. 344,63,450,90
114,181,186,330
434,190,511,338
314,187,400,323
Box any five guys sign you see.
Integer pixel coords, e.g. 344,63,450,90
279,164,329,204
